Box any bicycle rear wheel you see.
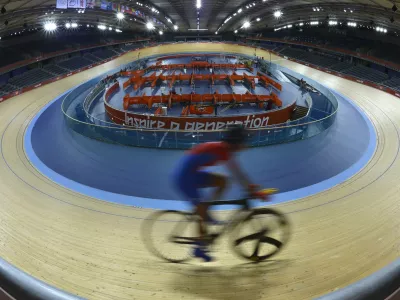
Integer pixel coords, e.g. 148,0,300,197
230,208,290,262
141,210,197,263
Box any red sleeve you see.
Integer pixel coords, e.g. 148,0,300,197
189,142,230,161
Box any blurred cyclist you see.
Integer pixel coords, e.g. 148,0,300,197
173,124,262,262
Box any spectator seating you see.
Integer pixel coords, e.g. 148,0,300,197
342,65,389,83
260,43,278,50
273,46,286,53
92,49,118,60
330,62,353,72
0,83,18,93
44,64,69,76
302,54,339,68
113,48,125,54
8,68,53,88
58,57,93,71
120,43,140,52
280,48,309,60
83,53,102,62
382,77,400,90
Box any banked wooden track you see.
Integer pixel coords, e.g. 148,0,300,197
0,43,398,300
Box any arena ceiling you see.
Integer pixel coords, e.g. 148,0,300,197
0,0,399,37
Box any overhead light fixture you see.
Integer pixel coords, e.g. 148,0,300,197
234,30,238,33
238,8,242,13
146,22,154,29
215,31,218,34
196,0,201,9
98,24,106,30
44,21,57,32
310,21,319,25
117,12,124,20
109,27,112,31
116,29,122,32
173,25,178,30
242,21,250,28
375,26,388,33
299,22,304,26
274,10,282,18
71,22,78,28
65,22,71,29
329,20,338,26
256,18,260,21
159,30,163,35
347,22,357,27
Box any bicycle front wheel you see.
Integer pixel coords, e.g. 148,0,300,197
230,208,290,262
141,210,197,263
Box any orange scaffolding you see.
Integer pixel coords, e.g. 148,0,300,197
123,71,281,92
123,91,282,111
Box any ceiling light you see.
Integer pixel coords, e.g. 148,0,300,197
65,23,71,29
159,30,163,35
116,29,122,32
44,21,57,32
234,30,238,33
146,22,154,29
117,12,124,20
256,18,260,21
109,27,112,31
196,0,201,9
238,8,242,13
242,21,250,28
174,25,178,30
274,10,282,18
98,24,106,30
71,22,78,28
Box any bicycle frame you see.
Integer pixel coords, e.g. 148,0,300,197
173,196,254,246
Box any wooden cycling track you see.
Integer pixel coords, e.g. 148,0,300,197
0,43,398,300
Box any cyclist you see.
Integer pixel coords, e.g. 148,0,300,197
173,124,263,262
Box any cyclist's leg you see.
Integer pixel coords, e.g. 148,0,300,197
202,172,228,202
174,171,207,238
196,172,228,225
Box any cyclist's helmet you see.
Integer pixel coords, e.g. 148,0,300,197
222,124,250,145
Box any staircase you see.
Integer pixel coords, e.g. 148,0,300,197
291,105,309,121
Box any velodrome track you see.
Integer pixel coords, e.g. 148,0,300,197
0,43,399,299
